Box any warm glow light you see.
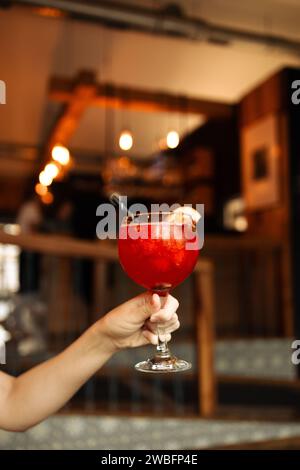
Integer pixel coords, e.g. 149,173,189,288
45,162,59,179
35,183,48,196
39,171,53,187
118,156,130,169
166,130,179,149
52,145,70,165
119,130,133,151
235,216,248,232
34,7,65,18
158,137,167,151
41,192,54,205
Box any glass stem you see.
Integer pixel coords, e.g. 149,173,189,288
156,325,170,356
155,293,170,357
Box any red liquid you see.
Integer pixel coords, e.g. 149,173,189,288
118,222,199,292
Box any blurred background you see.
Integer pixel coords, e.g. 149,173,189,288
1,0,300,450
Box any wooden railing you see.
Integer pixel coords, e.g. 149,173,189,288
0,229,289,415
0,229,216,417
203,235,291,338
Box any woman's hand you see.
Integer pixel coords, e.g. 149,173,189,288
0,293,180,431
96,292,180,352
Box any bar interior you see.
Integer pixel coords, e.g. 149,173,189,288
1,0,300,451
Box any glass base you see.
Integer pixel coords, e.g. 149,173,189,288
135,354,192,373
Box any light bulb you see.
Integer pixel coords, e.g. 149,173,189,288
52,145,70,165
41,192,54,205
158,137,167,150
39,171,53,187
35,183,48,196
45,162,59,179
235,216,248,232
119,130,133,151
166,130,179,149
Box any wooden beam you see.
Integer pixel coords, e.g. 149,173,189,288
0,230,117,261
49,73,233,118
46,70,98,153
0,229,282,260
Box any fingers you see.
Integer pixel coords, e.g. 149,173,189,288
150,293,161,312
142,330,172,346
144,313,180,335
150,294,179,323
143,306,180,346
138,293,180,347
139,292,161,320
138,292,179,322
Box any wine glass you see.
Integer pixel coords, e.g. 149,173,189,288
118,211,200,373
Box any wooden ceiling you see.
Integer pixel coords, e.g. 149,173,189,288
0,69,234,215
49,71,233,117
44,69,233,166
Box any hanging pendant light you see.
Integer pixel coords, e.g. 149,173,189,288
35,183,48,196
166,130,179,149
52,144,70,165
44,162,59,179
39,171,53,187
119,130,133,151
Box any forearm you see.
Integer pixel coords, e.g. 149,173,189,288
0,321,114,432
0,292,179,432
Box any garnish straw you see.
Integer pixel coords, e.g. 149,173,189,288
109,192,135,218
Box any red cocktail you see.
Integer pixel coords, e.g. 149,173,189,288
118,211,200,372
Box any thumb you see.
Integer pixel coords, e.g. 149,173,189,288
149,293,161,313
124,292,162,324
140,292,161,320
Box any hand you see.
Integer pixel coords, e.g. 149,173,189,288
96,292,180,351
0,293,179,432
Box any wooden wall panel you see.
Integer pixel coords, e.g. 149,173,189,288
239,71,285,127
238,68,294,336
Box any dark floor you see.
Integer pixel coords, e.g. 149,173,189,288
2,414,300,450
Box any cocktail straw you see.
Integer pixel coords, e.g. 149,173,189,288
109,192,135,218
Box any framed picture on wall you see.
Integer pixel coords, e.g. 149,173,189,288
241,114,280,210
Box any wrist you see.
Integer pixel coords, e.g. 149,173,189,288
88,317,119,356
